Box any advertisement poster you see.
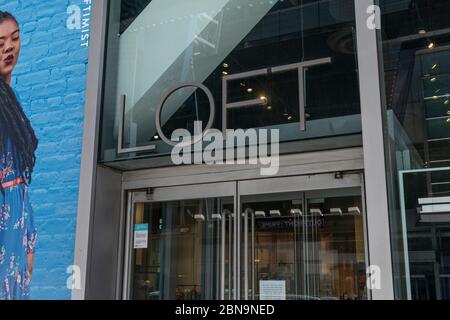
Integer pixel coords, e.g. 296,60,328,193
0,1,90,300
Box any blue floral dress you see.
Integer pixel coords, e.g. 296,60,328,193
0,90,37,300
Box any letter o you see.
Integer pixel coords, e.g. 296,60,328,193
155,82,215,147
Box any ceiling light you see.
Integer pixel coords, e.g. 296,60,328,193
266,105,272,110
430,77,437,82
153,135,159,139
269,210,281,217
432,63,438,70
223,63,229,68
432,96,439,100
260,96,267,101
247,88,253,93
254,211,266,217
348,207,361,215
290,208,302,216
330,208,343,216
447,118,450,123
287,115,293,121
194,214,205,221
222,71,228,75
211,213,222,220
310,208,323,217
445,100,450,105
428,41,436,49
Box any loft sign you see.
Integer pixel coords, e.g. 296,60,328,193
117,58,332,176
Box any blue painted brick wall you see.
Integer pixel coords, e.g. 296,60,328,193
1,0,89,299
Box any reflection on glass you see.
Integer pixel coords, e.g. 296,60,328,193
101,0,361,163
380,0,450,300
399,169,450,300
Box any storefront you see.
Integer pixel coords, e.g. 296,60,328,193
122,162,367,300
72,0,450,300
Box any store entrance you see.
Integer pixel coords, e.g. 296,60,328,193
123,173,369,300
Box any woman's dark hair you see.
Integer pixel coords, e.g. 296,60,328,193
0,11,18,26
0,78,38,191
0,11,36,193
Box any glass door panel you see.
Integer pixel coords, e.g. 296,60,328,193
130,197,234,300
239,176,368,300
240,192,303,300
305,189,367,300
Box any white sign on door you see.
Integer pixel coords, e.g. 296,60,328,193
134,223,149,249
259,280,286,300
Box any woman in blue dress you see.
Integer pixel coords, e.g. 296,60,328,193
0,11,38,300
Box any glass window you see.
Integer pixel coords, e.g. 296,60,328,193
100,0,362,166
380,0,450,300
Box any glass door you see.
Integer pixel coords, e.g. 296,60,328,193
124,173,369,300
123,182,236,300
239,173,369,300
